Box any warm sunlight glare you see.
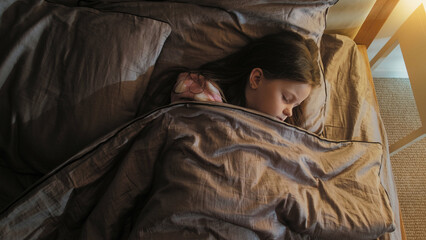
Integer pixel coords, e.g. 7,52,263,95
401,0,422,15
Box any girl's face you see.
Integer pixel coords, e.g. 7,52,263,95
245,68,312,122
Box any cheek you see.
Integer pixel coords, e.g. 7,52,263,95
247,87,282,115
262,92,282,114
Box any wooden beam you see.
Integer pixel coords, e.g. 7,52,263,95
389,127,425,156
400,208,407,240
369,35,399,71
354,0,399,47
357,45,379,107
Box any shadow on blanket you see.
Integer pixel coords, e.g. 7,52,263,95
0,103,395,239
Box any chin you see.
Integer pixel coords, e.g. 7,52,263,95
276,117,286,122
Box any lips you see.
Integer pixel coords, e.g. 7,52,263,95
276,116,285,122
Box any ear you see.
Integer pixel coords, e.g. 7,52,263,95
248,68,264,89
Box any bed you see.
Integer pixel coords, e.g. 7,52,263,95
0,0,403,239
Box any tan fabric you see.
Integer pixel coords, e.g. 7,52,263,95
320,34,401,240
0,103,395,239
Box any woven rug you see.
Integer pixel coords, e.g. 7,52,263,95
373,78,426,240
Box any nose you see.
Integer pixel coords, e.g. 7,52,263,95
283,106,293,117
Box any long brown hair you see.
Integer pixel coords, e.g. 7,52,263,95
195,30,321,124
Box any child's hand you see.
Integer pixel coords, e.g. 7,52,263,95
171,72,223,103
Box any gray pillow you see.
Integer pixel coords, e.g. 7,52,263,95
83,0,336,134
0,1,171,173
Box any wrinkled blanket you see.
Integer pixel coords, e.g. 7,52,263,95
0,103,395,239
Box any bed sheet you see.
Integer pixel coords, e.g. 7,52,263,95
75,0,336,135
0,0,334,211
0,0,171,208
0,33,401,239
0,0,401,239
320,34,401,240
0,102,395,239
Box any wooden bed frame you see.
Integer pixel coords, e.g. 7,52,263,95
351,1,407,239
370,5,426,157
358,44,407,240
354,0,400,47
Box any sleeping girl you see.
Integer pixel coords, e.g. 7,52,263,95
171,30,320,125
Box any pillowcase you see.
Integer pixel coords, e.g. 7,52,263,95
0,1,171,174
73,0,337,134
